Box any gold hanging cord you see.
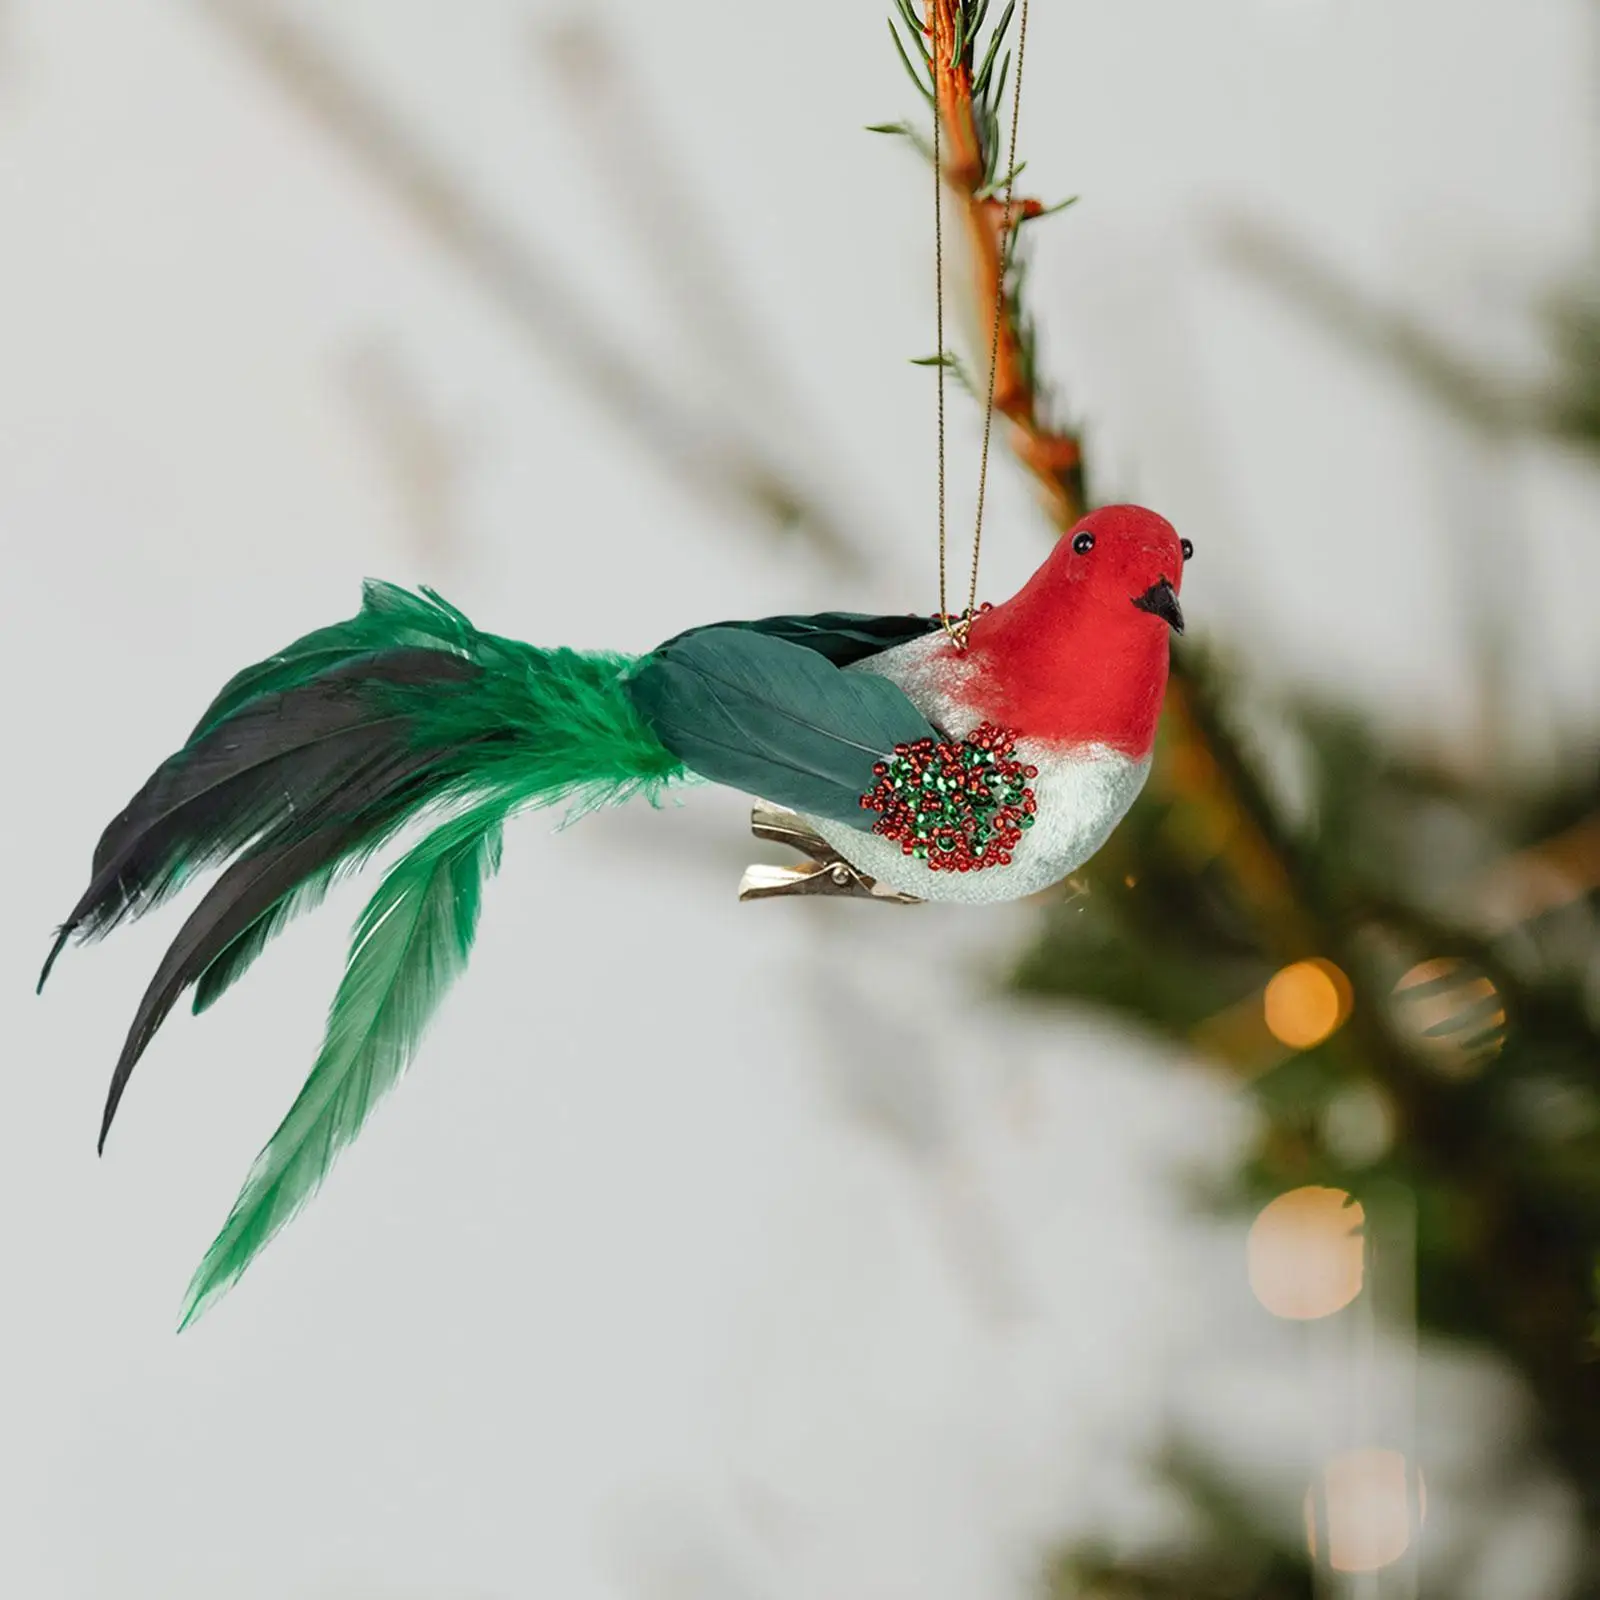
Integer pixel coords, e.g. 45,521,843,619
934,0,1031,649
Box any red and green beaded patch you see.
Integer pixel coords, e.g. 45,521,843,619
859,722,1038,873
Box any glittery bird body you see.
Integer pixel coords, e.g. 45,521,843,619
40,504,1187,1322
804,631,1154,904
808,503,1187,902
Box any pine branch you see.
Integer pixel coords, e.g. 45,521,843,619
889,8,1332,1029
891,0,1087,528
905,11,1342,1027
903,23,1600,1573
1020,670,1600,1571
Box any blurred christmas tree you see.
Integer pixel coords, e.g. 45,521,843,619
866,1,1600,1591
875,1,1600,1593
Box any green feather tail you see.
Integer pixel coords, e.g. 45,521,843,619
169,587,689,1323
180,804,503,1329
191,865,341,1015
45,579,689,1324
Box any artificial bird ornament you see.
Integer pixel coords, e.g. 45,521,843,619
41,0,1186,1321
38,502,1188,1322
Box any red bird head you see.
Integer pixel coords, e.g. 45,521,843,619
963,505,1191,757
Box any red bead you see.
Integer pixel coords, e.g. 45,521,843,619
856,720,1036,875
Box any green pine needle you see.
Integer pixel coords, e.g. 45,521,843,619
911,351,977,398
887,16,932,102
972,0,1015,97
949,4,968,68
977,160,1028,199
1029,195,1081,222
866,119,934,163
891,0,923,46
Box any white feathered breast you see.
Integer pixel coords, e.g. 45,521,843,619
801,632,1152,906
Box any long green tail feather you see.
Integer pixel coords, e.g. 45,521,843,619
189,582,485,739
179,802,505,1328
170,610,692,1320
191,863,343,1015
41,577,700,1320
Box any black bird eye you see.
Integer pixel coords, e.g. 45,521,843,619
1180,538,1194,561
1072,531,1095,554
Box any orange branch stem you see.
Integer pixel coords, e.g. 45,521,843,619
927,0,1085,530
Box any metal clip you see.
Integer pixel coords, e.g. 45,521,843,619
738,803,923,904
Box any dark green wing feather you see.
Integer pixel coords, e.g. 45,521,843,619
652,609,941,669
626,627,937,826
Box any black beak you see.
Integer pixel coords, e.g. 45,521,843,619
1132,577,1184,634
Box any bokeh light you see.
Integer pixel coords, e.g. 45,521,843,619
1263,958,1352,1050
1320,1082,1396,1167
1248,1186,1365,1319
1391,956,1506,1076
1304,1449,1424,1574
